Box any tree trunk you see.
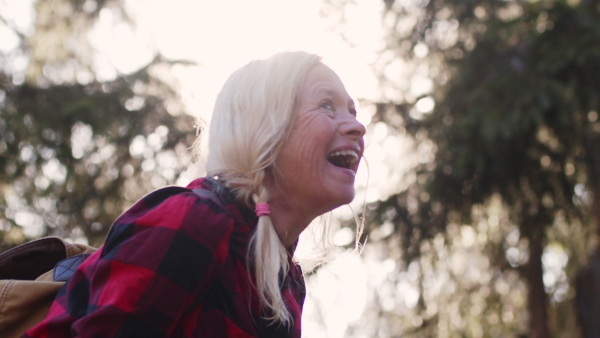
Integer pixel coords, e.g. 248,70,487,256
575,190,600,337
526,231,550,338
575,125,600,337
575,251,600,337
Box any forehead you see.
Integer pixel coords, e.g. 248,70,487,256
300,64,352,103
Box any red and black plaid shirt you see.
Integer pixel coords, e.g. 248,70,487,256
24,177,305,337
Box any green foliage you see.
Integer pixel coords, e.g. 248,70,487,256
364,0,600,336
417,0,599,230
0,0,197,250
0,67,195,249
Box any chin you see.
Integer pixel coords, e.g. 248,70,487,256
327,190,356,210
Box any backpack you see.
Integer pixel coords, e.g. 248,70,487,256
0,237,97,338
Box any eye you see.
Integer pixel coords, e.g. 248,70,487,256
320,100,335,112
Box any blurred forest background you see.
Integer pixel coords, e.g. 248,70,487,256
1,0,600,337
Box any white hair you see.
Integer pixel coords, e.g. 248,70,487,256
205,51,322,325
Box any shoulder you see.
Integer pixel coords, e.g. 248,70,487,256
121,178,230,224
104,178,239,256
120,177,227,222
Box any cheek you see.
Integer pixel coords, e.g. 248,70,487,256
278,140,325,178
279,138,323,176
278,113,333,176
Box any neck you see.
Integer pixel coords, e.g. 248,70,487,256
264,178,323,248
267,196,316,248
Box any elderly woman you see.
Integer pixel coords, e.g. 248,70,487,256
24,51,366,337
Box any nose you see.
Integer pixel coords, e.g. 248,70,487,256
340,114,366,140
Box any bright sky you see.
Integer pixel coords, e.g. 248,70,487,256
94,0,381,122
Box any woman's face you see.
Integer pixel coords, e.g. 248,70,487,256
271,63,366,216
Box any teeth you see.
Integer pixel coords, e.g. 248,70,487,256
328,150,359,163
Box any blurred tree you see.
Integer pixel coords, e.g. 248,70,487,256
347,0,600,336
0,0,197,249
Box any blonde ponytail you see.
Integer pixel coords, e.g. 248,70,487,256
249,185,291,325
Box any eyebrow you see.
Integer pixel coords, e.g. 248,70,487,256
323,89,355,107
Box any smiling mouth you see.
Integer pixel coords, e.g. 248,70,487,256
327,150,359,170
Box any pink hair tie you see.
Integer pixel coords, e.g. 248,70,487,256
255,203,271,217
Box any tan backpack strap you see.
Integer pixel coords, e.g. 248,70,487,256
63,241,97,258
